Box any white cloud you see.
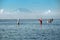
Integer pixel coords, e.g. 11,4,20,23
48,10,51,13
45,9,51,14
0,9,4,14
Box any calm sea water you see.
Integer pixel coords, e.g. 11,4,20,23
0,19,60,40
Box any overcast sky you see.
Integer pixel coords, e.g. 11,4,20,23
0,0,60,19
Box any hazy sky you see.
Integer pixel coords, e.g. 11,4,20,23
0,0,60,19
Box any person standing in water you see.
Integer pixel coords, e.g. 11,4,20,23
47,18,53,23
17,18,20,25
39,18,42,25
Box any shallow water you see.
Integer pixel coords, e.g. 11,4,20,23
0,19,60,40
0,24,60,40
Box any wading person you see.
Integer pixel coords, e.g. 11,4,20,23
17,19,20,25
39,18,42,25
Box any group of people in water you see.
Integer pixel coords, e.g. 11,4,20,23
17,18,53,25
39,18,53,25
